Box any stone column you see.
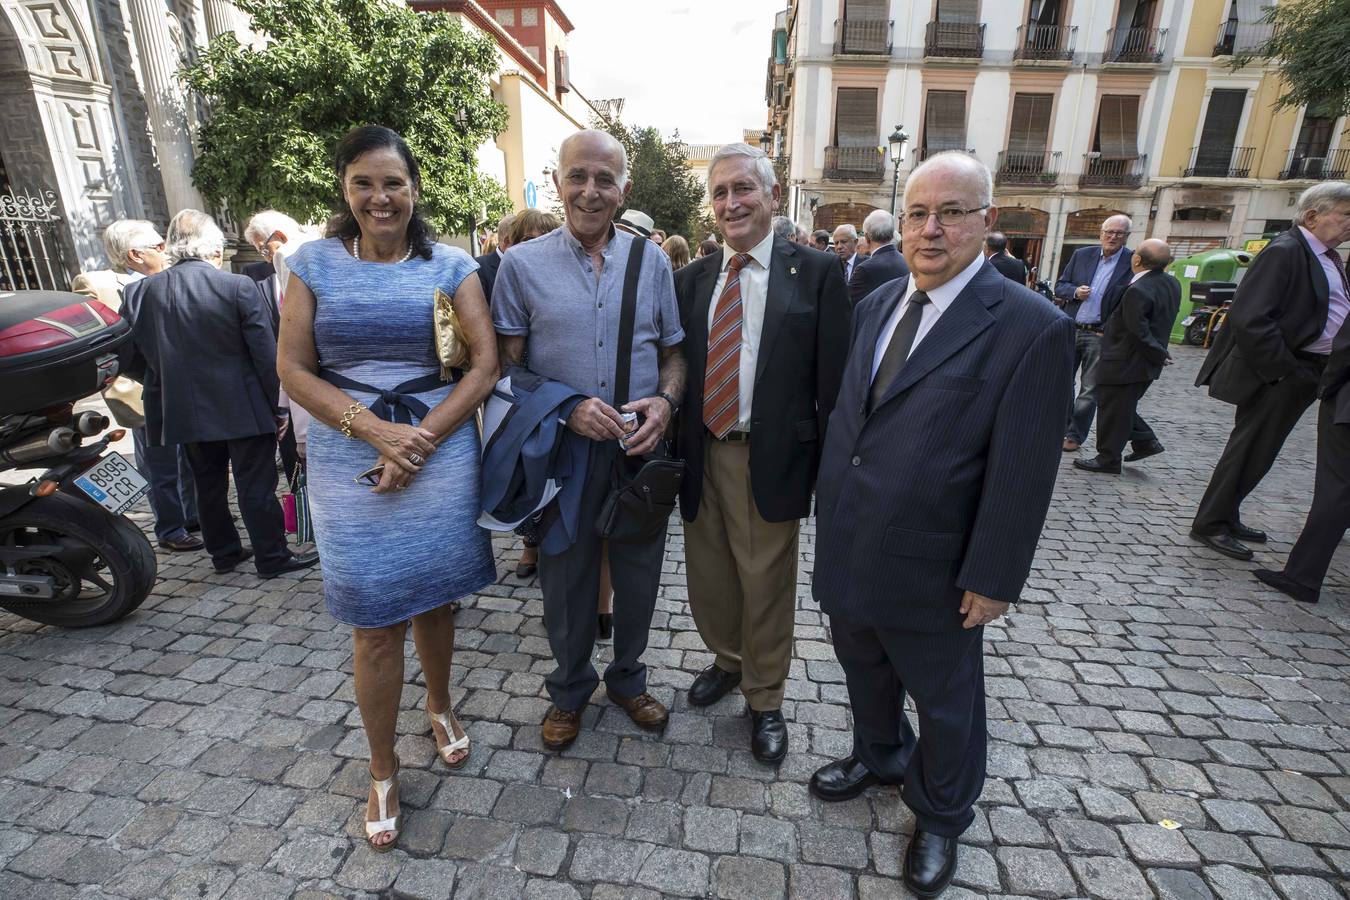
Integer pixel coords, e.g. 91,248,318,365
202,0,238,41
125,0,205,214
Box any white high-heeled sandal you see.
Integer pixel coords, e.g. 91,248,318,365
365,756,400,852
429,704,471,769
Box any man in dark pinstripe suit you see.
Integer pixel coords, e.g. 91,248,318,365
810,152,1074,898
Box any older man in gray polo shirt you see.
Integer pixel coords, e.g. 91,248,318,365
493,129,687,751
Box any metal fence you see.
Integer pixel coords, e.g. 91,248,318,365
0,187,72,292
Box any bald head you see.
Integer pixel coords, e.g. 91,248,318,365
1134,238,1172,272
558,130,628,186
554,129,631,247
900,151,998,291
903,151,993,209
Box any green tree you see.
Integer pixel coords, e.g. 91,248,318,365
1233,0,1350,117
180,0,511,234
598,119,707,239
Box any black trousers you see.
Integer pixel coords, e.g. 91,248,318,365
1193,358,1324,535
831,616,986,838
1284,401,1350,592
538,441,666,711
184,433,291,572
1095,381,1158,466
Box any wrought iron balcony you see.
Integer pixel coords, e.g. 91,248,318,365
996,150,1062,186
924,21,985,59
1080,153,1148,188
1184,146,1255,179
1104,26,1167,63
1213,20,1272,56
824,146,884,182
834,16,892,56
1279,148,1350,181
1013,24,1076,61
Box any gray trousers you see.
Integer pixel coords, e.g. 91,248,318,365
539,440,667,711
1065,328,1102,443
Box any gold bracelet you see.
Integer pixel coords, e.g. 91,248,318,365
339,402,366,439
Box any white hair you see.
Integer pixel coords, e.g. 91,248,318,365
904,150,994,208
832,223,857,240
165,209,225,262
1296,181,1350,222
707,142,777,197
772,215,796,242
243,209,302,246
1103,213,1134,231
558,129,629,187
862,209,896,244
102,219,163,273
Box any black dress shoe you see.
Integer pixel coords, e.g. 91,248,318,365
159,535,204,552
1073,457,1121,475
809,755,885,802
257,550,320,577
213,547,253,574
688,664,741,707
1189,529,1253,561
1254,569,1319,604
597,613,613,640
904,829,958,898
750,709,787,765
1124,440,1164,462
1230,522,1267,543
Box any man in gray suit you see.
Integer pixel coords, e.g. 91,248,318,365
127,210,316,578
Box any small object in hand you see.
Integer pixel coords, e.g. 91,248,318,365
356,464,385,486
408,453,424,466
618,411,639,449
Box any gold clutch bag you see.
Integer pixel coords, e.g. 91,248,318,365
433,287,470,379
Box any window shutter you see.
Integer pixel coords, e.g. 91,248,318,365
937,0,980,23
1008,93,1053,154
924,90,967,151
835,88,878,147
845,0,887,19
1095,95,1139,157
1234,0,1262,23
1198,89,1244,153
1029,0,1062,27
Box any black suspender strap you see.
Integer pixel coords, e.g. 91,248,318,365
611,234,648,409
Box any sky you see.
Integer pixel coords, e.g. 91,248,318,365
561,0,786,144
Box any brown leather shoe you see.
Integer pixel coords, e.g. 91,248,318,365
606,688,669,731
541,705,582,751
1062,438,1080,452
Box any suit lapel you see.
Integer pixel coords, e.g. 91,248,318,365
856,277,908,389
690,255,721,390
1293,227,1331,314
874,265,999,408
755,236,798,386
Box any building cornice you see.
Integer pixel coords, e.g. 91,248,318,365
412,0,547,80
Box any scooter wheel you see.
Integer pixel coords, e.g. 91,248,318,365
0,492,157,627
1184,320,1210,347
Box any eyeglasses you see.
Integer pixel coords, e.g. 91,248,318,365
1101,230,1130,237
902,206,990,229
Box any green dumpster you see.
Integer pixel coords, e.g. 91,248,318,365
1166,248,1254,344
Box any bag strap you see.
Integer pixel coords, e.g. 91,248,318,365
612,234,648,410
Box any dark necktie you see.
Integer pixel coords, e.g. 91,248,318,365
870,291,930,410
1327,249,1349,297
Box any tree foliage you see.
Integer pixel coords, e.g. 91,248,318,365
598,119,707,240
1233,0,1350,117
180,0,512,234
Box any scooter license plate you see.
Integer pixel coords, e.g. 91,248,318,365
74,453,149,516
1181,316,1196,326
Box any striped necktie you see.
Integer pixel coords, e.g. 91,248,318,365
703,253,753,438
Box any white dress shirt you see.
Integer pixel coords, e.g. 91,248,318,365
872,252,986,380
708,228,775,430
1298,226,1349,355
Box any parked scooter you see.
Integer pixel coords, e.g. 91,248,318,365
0,290,156,627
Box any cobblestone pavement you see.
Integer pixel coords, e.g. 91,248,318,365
1,346,1348,900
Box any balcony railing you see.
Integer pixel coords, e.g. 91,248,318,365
1184,145,1255,178
1104,26,1168,63
1279,148,1350,181
1013,24,1076,61
824,146,884,181
997,150,1062,186
834,16,892,55
1213,20,1272,56
924,21,985,59
918,143,974,163
1080,153,1148,188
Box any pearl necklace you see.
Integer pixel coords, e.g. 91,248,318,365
352,235,414,263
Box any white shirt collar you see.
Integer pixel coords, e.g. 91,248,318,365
125,270,146,282
722,228,775,272
1130,269,1147,283
1299,225,1330,257
902,251,986,312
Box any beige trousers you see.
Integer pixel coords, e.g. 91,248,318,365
683,439,800,711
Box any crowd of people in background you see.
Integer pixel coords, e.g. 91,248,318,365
61,118,1350,895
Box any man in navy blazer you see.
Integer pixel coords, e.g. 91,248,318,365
1053,215,1134,451
474,214,514,300
810,153,1073,897
848,209,910,305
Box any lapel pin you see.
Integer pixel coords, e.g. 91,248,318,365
789,266,797,275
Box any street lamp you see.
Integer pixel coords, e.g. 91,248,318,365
760,131,773,156
887,125,909,216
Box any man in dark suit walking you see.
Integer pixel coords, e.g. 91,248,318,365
1191,182,1350,560
128,210,316,578
810,152,1073,896
474,214,515,300
1074,239,1181,474
1054,215,1135,451
675,143,850,764
848,209,910,304
985,231,1028,286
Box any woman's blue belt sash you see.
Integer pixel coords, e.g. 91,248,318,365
319,369,459,425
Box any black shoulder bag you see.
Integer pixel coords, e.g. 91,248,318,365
595,237,685,543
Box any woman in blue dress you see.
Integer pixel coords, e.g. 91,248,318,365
278,126,498,852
